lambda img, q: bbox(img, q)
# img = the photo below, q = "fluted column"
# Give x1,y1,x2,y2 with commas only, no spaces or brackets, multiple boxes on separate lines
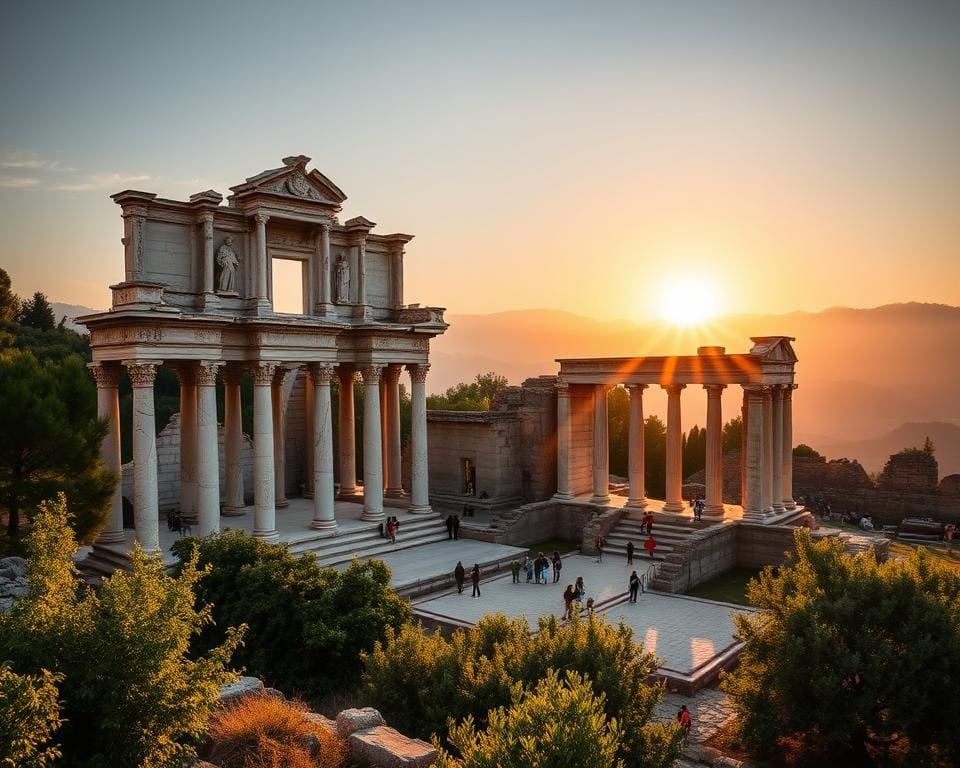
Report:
337,366,357,495
316,221,334,316
254,212,270,303
625,384,647,512
201,212,215,298
379,375,389,487
222,366,245,515
175,365,198,520
704,384,726,518
783,384,797,509
384,366,404,497
252,363,278,542
554,382,573,499
272,367,289,508
310,363,337,532
303,369,315,498
408,364,432,514
590,384,610,504
90,363,124,544
762,387,774,514
772,386,785,512
662,384,686,513
743,385,765,517
196,361,222,535
360,364,385,520
126,360,161,553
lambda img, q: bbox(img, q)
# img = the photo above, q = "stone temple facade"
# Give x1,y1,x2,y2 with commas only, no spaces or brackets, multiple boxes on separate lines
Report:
79,155,447,553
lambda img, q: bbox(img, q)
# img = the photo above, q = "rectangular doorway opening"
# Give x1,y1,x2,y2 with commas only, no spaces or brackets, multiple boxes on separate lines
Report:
461,458,476,496
272,257,306,314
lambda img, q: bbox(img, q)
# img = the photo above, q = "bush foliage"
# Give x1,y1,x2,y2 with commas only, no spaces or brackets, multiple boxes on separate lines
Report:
362,612,682,768
0,494,242,768
0,664,62,768
723,529,960,766
172,531,413,697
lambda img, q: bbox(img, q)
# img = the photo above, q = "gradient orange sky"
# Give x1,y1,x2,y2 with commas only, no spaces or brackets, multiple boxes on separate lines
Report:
1,1,958,321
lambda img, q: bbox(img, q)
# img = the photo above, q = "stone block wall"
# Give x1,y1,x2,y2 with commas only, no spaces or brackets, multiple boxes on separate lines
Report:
463,500,604,548
493,376,558,502
736,524,803,569
877,449,939,494
651,523,739,594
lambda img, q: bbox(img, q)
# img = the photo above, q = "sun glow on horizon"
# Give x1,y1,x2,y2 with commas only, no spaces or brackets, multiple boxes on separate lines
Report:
657,274,722,327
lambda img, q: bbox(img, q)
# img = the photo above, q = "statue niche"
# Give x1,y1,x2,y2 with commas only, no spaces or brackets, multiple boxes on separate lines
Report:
216,236,240,295
335,255,351,304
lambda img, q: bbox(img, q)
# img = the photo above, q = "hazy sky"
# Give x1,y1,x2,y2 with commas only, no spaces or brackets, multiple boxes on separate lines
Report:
1,0,958,321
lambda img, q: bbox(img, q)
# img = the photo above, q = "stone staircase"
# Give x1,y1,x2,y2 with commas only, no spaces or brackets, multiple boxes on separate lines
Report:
288,514,448,568
603,514,706,565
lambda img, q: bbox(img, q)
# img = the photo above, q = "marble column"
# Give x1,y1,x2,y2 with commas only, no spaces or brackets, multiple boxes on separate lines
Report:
272,367,289,508
704,384,726,517
316,222,334,316
662,384,686,513
625,384,647,511
355,238,368,318
255,212,269,303
772,386,785,512
762,386,774,514
554,382,573,499
125,360,161,553
360,364,385,521
196,361,222,535
391,243,404,310
591,384,610,504
310,363,337,532
201,212,215,299
743,385,765,517
783,384,797,509
176,365,198,520
379,375,389,488
90,363,124,544
384,365,404,497
337,366,357,495
252,363,278,542
222,366,245,515
303,369,315,498
408,364,432,514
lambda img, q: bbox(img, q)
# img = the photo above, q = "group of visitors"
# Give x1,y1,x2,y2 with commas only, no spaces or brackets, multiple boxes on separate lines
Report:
166,508,191,538
453,560,482,597
444,514,462,540
511,551,564,584
561,575,590,619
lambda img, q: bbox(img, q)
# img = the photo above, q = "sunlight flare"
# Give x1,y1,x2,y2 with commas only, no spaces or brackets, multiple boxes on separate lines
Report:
657,274,722,326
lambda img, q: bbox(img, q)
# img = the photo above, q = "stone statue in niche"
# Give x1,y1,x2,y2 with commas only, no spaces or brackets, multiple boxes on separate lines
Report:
216,237,240,294
335,255,351,304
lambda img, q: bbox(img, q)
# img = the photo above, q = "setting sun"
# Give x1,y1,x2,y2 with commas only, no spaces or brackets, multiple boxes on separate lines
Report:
657,275,721,326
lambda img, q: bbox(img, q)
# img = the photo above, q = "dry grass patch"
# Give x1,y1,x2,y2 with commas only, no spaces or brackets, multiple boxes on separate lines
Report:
208,694,346,768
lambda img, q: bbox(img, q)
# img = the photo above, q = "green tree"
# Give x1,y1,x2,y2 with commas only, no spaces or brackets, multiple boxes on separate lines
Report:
171,531,412,696
434,670,624,768
0,494,242,768
0,664,63,767
427,372,508,411
0,267,20,322
792,443,822,459
723,529,960,766
721,415,742,453
18,291,56,331
0,350,114,540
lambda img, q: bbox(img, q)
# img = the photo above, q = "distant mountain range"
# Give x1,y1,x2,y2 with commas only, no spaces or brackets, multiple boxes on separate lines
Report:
53,300,960,476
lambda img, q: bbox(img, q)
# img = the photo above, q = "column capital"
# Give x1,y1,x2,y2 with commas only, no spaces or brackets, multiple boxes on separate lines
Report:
309,362,336,384
198,211,215,226
254,212,270,226
251,362,278,386
382,364,402,385
406,363,430,384
88,362,120,389
195,361,223,387
703,383,727,394
320,220,332,234
743,383,770,395
782,382,798,397
661,383,686,395
123,360,161,388
625,383,648,393
360,363,386,383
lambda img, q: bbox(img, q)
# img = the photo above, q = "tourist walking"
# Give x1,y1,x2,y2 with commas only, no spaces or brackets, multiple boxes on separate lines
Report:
573,576,585,601
677,705,692,743
445,514,455,540
629,570,640,603
596,535,604,563
511,559,521,583
471,563,481,597
626,540,634,565
386,518,397,544
643,512,654,536
645,535,657,559
454,561,465,594
452,514,461,540
693,497,704,522
543,559,551,584
562,584,575,620
552,551,563,583
525,556,534,583
945,522,956,552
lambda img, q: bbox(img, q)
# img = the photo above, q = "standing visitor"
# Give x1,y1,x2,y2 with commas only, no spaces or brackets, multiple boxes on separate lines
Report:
645,535,657,559
471,563,481,598
573,576,585,600
626,540,634,565
644,511,654,536
945,522,955,552
596,535,604,563
525,556,534,583
445,514,455,540
511,559,521,583
677,705,692,743
552,551,563,583
452,514,461,540
386,517,397,544
562,584,575,620
629,570,640,603
454,561,465,594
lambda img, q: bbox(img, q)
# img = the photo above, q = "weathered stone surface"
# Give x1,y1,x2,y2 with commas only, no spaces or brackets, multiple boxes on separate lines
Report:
348,725,437,768
264,686,285,699
218,676,264,705
0,556,28,580
0,557,30,613
303,711,338,738
336,707,385,739
878,449,938,494
940,474,960,495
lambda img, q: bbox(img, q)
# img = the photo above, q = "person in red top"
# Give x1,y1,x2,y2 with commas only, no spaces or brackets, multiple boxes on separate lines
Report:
677,705,692,742
945,523,955,552
643,512,654,536
644,535,657,559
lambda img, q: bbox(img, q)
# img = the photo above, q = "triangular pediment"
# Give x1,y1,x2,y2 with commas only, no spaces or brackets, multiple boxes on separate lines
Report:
229,155,347,206
749,336,798,363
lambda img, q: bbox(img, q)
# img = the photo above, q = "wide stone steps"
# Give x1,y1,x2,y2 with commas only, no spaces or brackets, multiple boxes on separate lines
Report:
604,519,700,561
288,516,450,567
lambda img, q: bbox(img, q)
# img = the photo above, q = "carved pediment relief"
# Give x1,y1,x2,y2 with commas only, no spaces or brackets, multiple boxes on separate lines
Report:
749,336,798,363
229,155,347,208
262,172,332,203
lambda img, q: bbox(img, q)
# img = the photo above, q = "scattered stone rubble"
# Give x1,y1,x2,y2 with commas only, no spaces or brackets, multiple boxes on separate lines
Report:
0,556,29,613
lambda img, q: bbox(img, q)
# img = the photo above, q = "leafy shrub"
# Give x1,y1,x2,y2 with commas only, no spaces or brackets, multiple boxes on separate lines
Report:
0,664,62,767
362,612,682,768
723,529,960,765
208,694,345,768
172,530,412,697
0,494,242,768
434,670,623,768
